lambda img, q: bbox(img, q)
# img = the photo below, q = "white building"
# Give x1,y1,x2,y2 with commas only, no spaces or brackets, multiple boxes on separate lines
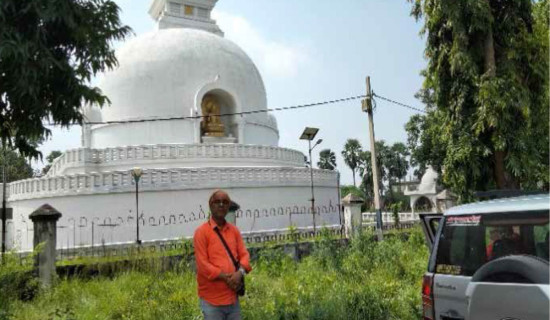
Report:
403,166,456,213
2,0,340,251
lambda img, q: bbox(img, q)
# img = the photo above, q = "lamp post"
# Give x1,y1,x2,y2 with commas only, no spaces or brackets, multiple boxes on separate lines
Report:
300,127,322,233
131,168,143,245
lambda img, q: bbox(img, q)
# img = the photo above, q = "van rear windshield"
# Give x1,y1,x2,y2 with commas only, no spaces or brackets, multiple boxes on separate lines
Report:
435,211,549,276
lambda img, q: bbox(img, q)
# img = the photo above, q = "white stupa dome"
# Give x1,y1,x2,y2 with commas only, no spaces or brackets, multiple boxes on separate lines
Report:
86,1,278,148
98,29,267,123
418,166,438,194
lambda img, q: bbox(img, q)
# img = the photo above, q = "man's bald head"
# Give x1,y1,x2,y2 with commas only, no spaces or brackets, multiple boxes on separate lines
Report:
209,189,230,205
209,189,231,222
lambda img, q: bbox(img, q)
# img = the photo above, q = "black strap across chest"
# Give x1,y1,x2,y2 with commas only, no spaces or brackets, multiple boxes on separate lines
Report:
213,226,240,271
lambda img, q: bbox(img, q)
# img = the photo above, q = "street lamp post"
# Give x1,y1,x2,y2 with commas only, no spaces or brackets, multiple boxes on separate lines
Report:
300,127,322,233
131,168,143,245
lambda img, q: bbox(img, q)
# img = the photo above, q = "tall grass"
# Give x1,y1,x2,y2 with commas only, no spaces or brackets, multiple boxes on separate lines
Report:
5,228,428,320
0,252,40,320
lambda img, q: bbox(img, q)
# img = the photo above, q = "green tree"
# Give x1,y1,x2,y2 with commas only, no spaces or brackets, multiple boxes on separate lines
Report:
359,141,411,208
340,185,368,211
358,142,388,206
317,149,337,170
0,0,131,158
405,114,445,180
46,151,63,164
407,0,549,200
0,148,33,183
341,139,362,186
340,185,365,200
387,142,410,184
41,150,63,175
383,142,410,203
358,152,375,209
390,202,401,226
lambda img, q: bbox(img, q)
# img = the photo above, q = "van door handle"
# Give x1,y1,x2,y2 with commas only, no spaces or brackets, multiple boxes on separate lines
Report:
440,316,464,320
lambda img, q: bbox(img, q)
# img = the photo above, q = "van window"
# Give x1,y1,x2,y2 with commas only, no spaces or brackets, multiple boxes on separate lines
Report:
435,211,549,276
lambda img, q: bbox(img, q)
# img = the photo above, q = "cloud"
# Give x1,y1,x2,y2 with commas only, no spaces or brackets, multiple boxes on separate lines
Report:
212,11,310,78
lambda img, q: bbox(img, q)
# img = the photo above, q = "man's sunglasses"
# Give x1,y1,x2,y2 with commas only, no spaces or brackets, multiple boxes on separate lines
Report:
212,199,230,206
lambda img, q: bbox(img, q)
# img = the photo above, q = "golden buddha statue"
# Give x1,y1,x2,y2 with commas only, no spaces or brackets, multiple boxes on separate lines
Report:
201,94,225,137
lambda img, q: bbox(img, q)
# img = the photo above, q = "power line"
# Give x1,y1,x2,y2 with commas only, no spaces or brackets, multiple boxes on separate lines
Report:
42,92,424,127
45,94,368,126
372,92,426,113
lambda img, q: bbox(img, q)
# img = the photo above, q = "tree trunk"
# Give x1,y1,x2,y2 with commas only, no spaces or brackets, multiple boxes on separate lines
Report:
352,168,356,187
484,20,510,189
494,150,507,189
484,28,496,77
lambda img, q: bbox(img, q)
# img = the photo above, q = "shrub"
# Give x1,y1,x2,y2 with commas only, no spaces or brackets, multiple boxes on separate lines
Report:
0,252,40,320
7,227,429,320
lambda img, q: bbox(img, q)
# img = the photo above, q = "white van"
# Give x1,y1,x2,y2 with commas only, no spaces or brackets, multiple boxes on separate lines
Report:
420,194,549,320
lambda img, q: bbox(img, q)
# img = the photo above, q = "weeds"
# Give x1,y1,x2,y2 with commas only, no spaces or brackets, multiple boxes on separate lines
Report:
4,227,428,320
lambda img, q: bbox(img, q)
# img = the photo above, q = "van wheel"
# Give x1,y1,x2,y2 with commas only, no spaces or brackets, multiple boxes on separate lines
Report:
471,255,549,284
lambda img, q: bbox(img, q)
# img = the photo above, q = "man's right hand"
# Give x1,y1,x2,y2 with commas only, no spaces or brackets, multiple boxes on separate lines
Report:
226,271,242,291
217,272,230,282
217,272,242,291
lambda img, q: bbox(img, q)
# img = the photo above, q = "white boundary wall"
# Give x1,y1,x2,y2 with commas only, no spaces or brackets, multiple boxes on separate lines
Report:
7,167,340,251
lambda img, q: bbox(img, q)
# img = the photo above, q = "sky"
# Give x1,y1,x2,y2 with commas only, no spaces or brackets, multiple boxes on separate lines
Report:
36,0,427,186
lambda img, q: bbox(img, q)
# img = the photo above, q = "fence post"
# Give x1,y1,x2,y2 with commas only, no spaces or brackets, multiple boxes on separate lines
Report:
29,204,62,288
342,194,364,238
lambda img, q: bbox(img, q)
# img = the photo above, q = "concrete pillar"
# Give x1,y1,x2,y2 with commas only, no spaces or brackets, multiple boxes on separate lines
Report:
342,194,364,238
29,204,62,288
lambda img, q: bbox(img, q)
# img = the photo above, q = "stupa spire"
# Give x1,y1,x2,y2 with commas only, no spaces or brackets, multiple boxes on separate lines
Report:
148,0,223,36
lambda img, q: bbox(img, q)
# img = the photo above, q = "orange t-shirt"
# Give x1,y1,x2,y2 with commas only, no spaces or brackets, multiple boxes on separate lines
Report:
193,218,252,306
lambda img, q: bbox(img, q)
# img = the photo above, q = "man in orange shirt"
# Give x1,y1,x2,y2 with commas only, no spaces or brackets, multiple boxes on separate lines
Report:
194,190,251,320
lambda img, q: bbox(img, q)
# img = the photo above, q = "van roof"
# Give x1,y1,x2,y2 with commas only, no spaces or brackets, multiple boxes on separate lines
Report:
445,194,550,216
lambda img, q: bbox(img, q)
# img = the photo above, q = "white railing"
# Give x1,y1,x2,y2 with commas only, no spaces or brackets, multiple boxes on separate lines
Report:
46,144,305,177
362,212,419,223
8,167,337,201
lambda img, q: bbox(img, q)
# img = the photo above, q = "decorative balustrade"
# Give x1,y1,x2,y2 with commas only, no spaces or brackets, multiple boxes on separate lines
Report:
8,167,337,201
45,144,306,177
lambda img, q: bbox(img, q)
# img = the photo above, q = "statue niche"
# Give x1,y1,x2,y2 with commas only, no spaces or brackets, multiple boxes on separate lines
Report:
201,94,225,137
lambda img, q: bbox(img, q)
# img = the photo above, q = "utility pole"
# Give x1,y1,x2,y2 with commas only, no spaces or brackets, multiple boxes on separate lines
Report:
362,76,384,241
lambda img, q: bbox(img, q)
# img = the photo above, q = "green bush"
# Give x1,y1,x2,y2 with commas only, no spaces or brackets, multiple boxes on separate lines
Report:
0,252,39,320
6,227,428,320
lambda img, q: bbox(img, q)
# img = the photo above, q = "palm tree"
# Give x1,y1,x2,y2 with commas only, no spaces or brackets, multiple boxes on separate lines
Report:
341,139,362,186
387,142,409,184
317,149,336,170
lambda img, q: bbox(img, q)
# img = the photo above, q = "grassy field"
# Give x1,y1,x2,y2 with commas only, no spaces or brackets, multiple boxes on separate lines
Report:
1,228,429,320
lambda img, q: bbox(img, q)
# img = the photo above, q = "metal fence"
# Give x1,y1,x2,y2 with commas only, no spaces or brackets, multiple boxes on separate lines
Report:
51,220,419,263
